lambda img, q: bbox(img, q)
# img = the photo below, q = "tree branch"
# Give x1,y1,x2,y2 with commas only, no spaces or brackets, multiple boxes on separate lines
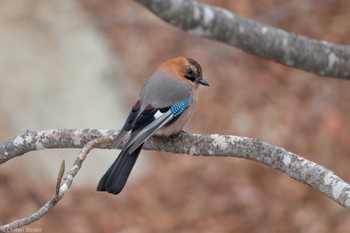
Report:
1,129,350,212
0,136,111,232
136,0,350,79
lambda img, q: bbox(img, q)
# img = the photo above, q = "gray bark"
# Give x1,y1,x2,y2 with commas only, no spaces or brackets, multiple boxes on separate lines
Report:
1,129,350,210
137,0,350,79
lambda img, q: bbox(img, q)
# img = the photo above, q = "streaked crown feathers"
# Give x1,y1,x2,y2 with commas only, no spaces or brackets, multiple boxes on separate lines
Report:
159,57,208,87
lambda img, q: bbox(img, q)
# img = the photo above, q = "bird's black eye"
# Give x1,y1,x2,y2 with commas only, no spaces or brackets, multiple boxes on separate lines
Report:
185,68,196,82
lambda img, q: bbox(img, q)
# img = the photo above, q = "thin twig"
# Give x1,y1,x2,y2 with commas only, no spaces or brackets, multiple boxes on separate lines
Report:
0,137,111,232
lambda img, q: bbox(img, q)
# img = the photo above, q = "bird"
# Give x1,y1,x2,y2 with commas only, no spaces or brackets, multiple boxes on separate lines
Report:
97,57,209,195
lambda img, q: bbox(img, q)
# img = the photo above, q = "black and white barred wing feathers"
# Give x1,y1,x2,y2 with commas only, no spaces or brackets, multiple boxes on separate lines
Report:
126,95,191,153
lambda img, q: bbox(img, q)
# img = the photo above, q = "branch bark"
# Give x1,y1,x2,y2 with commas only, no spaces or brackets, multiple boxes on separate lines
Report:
1,129,350,213
136,0,350,79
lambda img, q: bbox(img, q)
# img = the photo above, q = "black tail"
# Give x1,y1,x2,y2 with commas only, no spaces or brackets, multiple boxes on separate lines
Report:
97,144,143,195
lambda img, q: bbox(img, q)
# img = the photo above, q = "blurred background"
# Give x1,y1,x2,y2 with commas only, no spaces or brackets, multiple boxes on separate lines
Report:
1,0,350,232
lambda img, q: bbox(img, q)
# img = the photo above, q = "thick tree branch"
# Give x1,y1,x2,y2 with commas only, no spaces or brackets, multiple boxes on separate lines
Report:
137,0,350,79
1,129,350,211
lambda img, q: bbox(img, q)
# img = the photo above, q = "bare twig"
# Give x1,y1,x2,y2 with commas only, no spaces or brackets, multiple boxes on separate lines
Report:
136,0,350,79
0,136,111,232
0,129,350,211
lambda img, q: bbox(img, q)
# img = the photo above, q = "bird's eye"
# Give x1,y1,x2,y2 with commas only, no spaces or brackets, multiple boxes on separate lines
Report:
185,68,196,82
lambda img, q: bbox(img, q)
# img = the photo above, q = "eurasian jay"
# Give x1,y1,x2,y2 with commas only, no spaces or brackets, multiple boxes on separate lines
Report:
97,57,209,195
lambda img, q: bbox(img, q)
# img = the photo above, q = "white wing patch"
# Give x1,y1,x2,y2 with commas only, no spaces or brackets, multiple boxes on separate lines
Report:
154,110,164,119
126,109,174,153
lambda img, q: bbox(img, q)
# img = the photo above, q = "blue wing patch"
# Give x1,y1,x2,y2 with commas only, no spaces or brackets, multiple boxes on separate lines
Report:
126,96,191,152
171,96,191,118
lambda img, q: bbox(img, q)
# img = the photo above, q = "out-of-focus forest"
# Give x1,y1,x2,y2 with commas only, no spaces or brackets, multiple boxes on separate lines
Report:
1,0,350,232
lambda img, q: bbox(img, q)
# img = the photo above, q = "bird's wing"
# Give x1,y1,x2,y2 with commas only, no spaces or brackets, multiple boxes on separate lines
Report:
112,100,142,149
126,95,191,153
114,71,192,150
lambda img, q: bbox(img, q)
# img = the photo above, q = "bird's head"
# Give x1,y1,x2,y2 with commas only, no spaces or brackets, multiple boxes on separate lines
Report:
160,57,209,88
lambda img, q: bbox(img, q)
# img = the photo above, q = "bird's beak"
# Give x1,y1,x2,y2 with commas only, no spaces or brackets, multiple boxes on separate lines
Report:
195,77,209,86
